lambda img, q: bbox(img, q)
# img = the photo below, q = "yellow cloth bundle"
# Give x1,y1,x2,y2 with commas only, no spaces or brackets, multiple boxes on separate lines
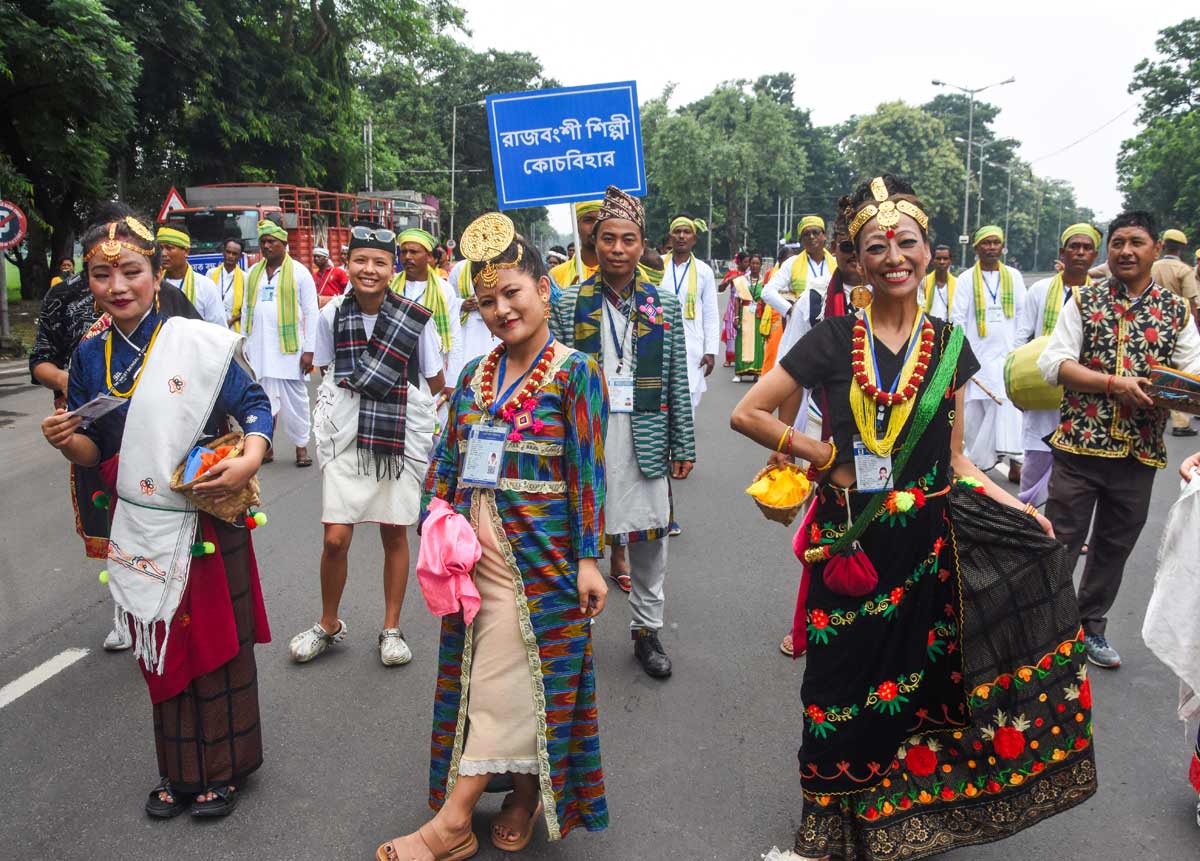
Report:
746,465,811,508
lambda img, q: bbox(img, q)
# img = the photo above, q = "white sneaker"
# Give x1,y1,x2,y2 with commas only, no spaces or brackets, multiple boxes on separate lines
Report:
379,628,412,666
289,620,347,663
103,625,132,651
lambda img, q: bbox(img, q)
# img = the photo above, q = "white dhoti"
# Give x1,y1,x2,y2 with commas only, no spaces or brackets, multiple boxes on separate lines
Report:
312,372,435,525
964,398,1023,471
260,377,311,447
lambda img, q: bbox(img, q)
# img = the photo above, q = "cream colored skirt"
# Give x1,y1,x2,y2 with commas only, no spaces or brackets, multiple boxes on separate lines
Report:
458,495,540,775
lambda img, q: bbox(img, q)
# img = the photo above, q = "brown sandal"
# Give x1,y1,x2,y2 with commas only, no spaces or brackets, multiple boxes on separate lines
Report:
491,796,542,852
376,823,478,861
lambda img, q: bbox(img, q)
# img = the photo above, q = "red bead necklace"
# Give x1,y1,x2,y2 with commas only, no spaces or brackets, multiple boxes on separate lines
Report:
850,315,935,405
478,338,556,441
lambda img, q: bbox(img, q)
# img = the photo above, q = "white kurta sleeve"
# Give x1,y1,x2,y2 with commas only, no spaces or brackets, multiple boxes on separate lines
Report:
699,262,720,356
313,300,338,368
197,278,227,328
419,320,444,384
949,277,972,329
1037,298,1084,385
1171,318,1200,375
295,264,320,353
763,257,797,317
1015,281,1043,348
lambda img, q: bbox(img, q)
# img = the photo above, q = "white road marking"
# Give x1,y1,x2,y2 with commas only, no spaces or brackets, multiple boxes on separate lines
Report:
0,648,90,709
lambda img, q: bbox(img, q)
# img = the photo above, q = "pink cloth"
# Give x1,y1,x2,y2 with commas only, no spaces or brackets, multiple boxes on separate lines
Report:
417,498,483,625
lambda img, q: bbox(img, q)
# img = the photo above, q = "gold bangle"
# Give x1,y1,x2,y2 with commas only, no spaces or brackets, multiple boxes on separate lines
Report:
1023,503,1038,517
814,440,837,472
777,426,792,453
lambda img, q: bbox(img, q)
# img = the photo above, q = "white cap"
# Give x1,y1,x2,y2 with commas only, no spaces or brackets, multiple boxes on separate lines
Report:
313,246,330,258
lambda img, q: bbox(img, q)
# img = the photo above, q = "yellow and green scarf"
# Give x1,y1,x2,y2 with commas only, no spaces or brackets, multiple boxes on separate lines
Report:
455,263,473,325
971,263,1014,337
922,271,957,314
245,255,300,354
211,265,245,332
668,254,700,320
390,267,451,354
163,265,199,305
1041,274,1091,337
788,250,838,296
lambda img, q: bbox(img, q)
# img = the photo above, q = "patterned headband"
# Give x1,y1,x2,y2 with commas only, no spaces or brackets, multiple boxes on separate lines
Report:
848,177,929,241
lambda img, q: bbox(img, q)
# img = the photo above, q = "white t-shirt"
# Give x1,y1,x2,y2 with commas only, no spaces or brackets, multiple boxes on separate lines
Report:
314,296,443,396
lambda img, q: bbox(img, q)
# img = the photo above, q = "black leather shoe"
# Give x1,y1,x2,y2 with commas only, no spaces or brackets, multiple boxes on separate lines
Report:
632,629,672,678
1172,426,1198,437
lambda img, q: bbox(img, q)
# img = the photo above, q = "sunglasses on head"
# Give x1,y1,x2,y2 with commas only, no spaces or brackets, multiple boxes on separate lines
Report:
350,226,397,243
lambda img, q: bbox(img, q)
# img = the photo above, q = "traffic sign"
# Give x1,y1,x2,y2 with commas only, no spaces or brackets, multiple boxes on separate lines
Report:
0,200,28,250
157,186,188,223
486,80,646,210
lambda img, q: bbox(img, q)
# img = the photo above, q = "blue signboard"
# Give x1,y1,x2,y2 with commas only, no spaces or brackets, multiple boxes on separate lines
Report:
486,81,646,210
187,252,227,277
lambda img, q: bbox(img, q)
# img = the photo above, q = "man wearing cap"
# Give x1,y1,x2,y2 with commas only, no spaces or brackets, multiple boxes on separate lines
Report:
1038,210,1200,669
156,224,228,327
313,245,349,308
1014,224,1099,507
763,216,838,360
551,200,602,290
210,237,247,330
1150,229,1200,436
242,218,320,467
664,214,719,410
951,225,1027,483
388,228,459,397
550,186,696,680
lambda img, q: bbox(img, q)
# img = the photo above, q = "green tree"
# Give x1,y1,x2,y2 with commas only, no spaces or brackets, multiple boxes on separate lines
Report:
0,0,141,297
841,101,965,246
1119,17,1200,244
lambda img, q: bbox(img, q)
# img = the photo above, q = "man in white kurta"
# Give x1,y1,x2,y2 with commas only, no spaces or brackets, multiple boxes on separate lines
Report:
390,229,461,403
444,256,499,386
950,225,1026,481
762,216,837,357
155,226,228,328
210,237,246,331
242,219,319,465
663,215,719,411
1013,224,1100,507
921,244,958,320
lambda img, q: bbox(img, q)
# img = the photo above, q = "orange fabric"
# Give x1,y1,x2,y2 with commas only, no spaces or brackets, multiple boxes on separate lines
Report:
194,445,236,480
761,313,784,373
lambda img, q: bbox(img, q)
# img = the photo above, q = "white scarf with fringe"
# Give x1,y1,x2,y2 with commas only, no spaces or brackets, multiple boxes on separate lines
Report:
106,317,240,674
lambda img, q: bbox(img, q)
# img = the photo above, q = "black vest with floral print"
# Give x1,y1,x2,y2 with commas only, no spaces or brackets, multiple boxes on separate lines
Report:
1049,278,1190,468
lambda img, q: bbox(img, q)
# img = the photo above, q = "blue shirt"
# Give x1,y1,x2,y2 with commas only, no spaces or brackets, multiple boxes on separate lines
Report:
67,310,273,462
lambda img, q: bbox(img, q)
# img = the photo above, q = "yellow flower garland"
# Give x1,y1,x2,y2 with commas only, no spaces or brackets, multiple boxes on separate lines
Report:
850,307,927,457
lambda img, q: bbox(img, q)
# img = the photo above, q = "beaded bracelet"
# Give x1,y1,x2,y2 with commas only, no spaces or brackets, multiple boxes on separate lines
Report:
814,440,837,472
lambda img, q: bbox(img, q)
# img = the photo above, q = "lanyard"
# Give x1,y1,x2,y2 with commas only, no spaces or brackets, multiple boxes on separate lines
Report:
604,300,634,371
492,334,554,418
671,257,692,298
982,269,1001,305
808,256,826,279
864,311,926,431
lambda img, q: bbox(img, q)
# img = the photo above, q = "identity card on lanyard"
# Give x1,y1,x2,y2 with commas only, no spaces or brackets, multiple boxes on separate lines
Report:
462,422,508,488
605,300,635,413
853,436,893,493
984,272,1004,324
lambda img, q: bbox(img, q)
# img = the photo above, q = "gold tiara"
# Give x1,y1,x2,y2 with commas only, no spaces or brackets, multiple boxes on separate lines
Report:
461,212,522,289
84,221,157,265
848,177,929,241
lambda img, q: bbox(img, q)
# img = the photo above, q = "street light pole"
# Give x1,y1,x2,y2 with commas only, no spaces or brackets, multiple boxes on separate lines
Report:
449,100,485,244
933,76,1016,267
1002,166,1014,262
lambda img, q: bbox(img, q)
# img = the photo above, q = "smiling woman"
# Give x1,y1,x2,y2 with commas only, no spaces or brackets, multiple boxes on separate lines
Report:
39,201,274,821
731,174,1095,861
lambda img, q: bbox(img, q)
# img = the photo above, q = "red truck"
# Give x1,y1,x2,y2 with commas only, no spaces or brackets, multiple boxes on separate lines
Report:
163,184,440,275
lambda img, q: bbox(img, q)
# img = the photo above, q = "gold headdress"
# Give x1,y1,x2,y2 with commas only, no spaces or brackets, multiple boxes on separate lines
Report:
461,212,522,289
84,218,157,265
848,177,929,241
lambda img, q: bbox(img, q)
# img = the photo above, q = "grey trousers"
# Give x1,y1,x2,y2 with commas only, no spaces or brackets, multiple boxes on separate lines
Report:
1044,450,1156,636
627,537,668,631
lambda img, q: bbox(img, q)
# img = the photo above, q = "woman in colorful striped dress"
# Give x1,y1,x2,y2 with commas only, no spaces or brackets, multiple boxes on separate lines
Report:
376,213,609,861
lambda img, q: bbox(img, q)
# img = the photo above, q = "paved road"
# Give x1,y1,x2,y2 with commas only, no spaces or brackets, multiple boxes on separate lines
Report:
2,363,1197,860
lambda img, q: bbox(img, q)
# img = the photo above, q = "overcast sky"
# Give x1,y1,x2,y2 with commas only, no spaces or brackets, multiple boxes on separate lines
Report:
458,0,1194,235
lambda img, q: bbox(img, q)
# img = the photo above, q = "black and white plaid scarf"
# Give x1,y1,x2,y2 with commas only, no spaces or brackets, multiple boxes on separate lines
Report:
334,291,431,480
